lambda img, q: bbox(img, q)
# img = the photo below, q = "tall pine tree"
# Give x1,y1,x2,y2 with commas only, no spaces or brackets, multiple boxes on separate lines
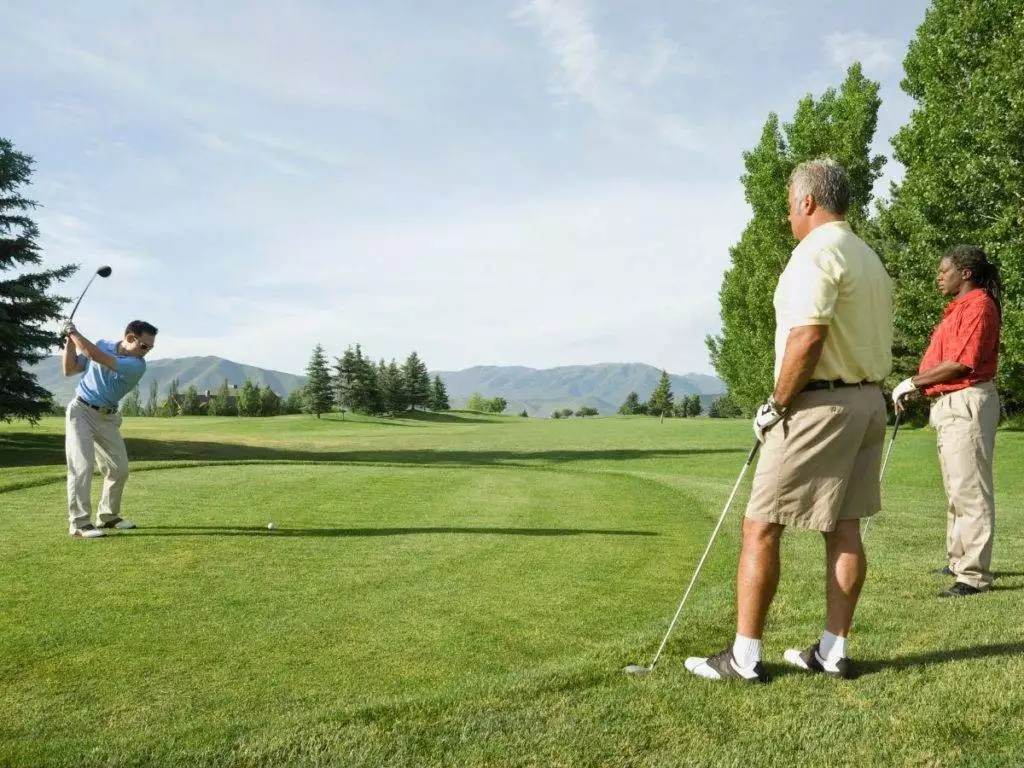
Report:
878,0,1024,409
402,351,430,411
648,370,674,421
429,374,450,411
0,139,77,422
303,344,334,418
707,65,884,414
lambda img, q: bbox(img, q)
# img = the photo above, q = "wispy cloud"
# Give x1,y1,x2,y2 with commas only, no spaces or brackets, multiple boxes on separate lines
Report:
515,0,704,149
824,31,898,73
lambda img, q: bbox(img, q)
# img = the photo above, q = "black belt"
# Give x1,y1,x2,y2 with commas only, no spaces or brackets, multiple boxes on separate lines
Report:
77,396,116,414
802,380,878,392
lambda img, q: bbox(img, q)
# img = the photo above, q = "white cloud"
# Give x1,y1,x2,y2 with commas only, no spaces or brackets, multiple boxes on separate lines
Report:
515,0,703,149
824,31,898,74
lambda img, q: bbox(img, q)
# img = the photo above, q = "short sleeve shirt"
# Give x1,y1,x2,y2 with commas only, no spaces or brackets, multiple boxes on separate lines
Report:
918,288,1000,396
75,340,147,409
774,221,893,384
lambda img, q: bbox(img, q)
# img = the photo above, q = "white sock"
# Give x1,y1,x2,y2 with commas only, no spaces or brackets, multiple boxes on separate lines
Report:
732,634,762,668
819,631,847,663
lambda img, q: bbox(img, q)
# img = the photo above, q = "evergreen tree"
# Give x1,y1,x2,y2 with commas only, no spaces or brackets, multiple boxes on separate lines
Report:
648,370,675,421
333,345,358,412
378,359,406,416
303,343,334,418
144,379,159,416
687,394,703,418
121,387,142,416
878,0,1024,408
707,65,884,414
402,351,430,411
164,377,181,416
283,388,304,415
618,391,641,415
260,386,281,417
0,139,77,423
429,374,450,411
237,378,262,416
208,379,236,416
181,384,201,416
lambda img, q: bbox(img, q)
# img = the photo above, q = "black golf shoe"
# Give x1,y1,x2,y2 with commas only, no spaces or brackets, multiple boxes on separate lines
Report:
684,647,769,683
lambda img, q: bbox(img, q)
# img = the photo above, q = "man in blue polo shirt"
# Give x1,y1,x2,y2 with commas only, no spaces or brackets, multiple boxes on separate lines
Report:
61,319,158,538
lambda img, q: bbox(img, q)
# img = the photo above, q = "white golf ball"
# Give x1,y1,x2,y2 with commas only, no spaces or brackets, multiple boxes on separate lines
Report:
267,522,276,530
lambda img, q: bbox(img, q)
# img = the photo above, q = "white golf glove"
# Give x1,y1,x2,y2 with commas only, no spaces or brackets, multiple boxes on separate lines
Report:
59,318,76,336
892,377,917,412
753,396,788,443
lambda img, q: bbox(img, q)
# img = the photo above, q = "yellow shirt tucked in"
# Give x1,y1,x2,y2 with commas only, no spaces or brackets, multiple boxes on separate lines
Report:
773,220,893,384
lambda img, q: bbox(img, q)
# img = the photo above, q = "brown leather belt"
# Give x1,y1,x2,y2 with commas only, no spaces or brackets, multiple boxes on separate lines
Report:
802,380,878,393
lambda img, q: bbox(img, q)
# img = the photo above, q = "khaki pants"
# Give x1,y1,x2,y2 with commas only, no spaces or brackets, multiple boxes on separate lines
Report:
66,399,130,528
929,381,999,589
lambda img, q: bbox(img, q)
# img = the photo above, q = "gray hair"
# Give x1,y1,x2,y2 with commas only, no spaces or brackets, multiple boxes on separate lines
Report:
789,158,851,216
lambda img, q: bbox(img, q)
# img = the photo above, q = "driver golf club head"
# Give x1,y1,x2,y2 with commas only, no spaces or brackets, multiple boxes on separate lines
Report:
97,265,112,277
623,664,651,676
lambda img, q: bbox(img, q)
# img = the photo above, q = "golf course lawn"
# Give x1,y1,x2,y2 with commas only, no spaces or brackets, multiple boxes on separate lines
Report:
1,413,1022,767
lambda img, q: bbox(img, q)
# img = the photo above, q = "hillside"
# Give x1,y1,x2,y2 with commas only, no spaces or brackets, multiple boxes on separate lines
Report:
26,356,306,405
26,357,724,416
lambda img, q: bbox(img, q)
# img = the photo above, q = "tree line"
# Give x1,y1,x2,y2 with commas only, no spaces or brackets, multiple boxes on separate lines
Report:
617,370,707,419
302,343,450,418
119,377,303,417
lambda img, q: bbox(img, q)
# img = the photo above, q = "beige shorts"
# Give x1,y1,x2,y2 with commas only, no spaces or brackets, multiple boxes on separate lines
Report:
745,384,887,532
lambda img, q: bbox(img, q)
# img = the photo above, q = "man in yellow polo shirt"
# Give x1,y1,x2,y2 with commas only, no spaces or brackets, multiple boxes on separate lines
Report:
685,158,893,683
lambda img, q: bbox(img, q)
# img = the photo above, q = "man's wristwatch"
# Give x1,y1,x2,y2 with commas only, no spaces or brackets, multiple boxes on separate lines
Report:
767,395,789,416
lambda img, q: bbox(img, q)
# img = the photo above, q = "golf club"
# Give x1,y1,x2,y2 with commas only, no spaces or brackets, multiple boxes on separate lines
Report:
861,412,902,541
624,439,761,676
67,265,113,323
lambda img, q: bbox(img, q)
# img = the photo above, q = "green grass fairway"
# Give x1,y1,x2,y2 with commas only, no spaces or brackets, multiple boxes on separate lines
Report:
1,413,1023,767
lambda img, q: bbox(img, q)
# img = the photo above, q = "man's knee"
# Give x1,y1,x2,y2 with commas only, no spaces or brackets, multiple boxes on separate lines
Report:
742,518,785,548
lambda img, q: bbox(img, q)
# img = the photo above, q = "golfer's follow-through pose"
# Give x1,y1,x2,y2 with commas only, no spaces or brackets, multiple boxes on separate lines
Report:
892,245,1002,598
61,319,158,538
685,158,893,683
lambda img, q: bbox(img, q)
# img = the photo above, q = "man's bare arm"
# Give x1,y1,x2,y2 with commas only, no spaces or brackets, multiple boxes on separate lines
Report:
68,330,119,372
912,361,970,389
61,335,86,376
772,324,829,408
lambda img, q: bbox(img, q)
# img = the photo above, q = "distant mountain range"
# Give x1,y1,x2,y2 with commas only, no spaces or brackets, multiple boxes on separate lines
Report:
437,364,724,416
26,356,307,406
26,357,725,416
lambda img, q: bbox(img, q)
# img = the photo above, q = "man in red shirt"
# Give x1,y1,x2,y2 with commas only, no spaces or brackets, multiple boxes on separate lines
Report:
893,245,1002,597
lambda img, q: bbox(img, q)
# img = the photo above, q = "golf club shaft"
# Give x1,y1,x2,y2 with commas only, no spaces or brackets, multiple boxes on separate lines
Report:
862,413,901,540
645,439,761,671
67,274,99,323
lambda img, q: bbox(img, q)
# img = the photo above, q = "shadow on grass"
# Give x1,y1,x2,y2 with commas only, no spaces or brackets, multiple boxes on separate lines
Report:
133,524,658,538
321,411,501,426
0,432,746,470
855,641,1024,676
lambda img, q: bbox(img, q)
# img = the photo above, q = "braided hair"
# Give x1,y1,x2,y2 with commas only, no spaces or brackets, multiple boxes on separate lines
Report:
943,244,1002,321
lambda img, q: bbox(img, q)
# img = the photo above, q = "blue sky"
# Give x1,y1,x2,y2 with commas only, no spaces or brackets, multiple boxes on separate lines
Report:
3,0,931,376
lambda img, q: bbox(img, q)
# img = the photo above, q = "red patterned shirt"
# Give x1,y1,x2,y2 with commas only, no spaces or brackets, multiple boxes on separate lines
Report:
919,288,1000,396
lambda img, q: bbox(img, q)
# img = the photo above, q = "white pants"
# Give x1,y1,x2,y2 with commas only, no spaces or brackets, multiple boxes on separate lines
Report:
65,399,130,528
